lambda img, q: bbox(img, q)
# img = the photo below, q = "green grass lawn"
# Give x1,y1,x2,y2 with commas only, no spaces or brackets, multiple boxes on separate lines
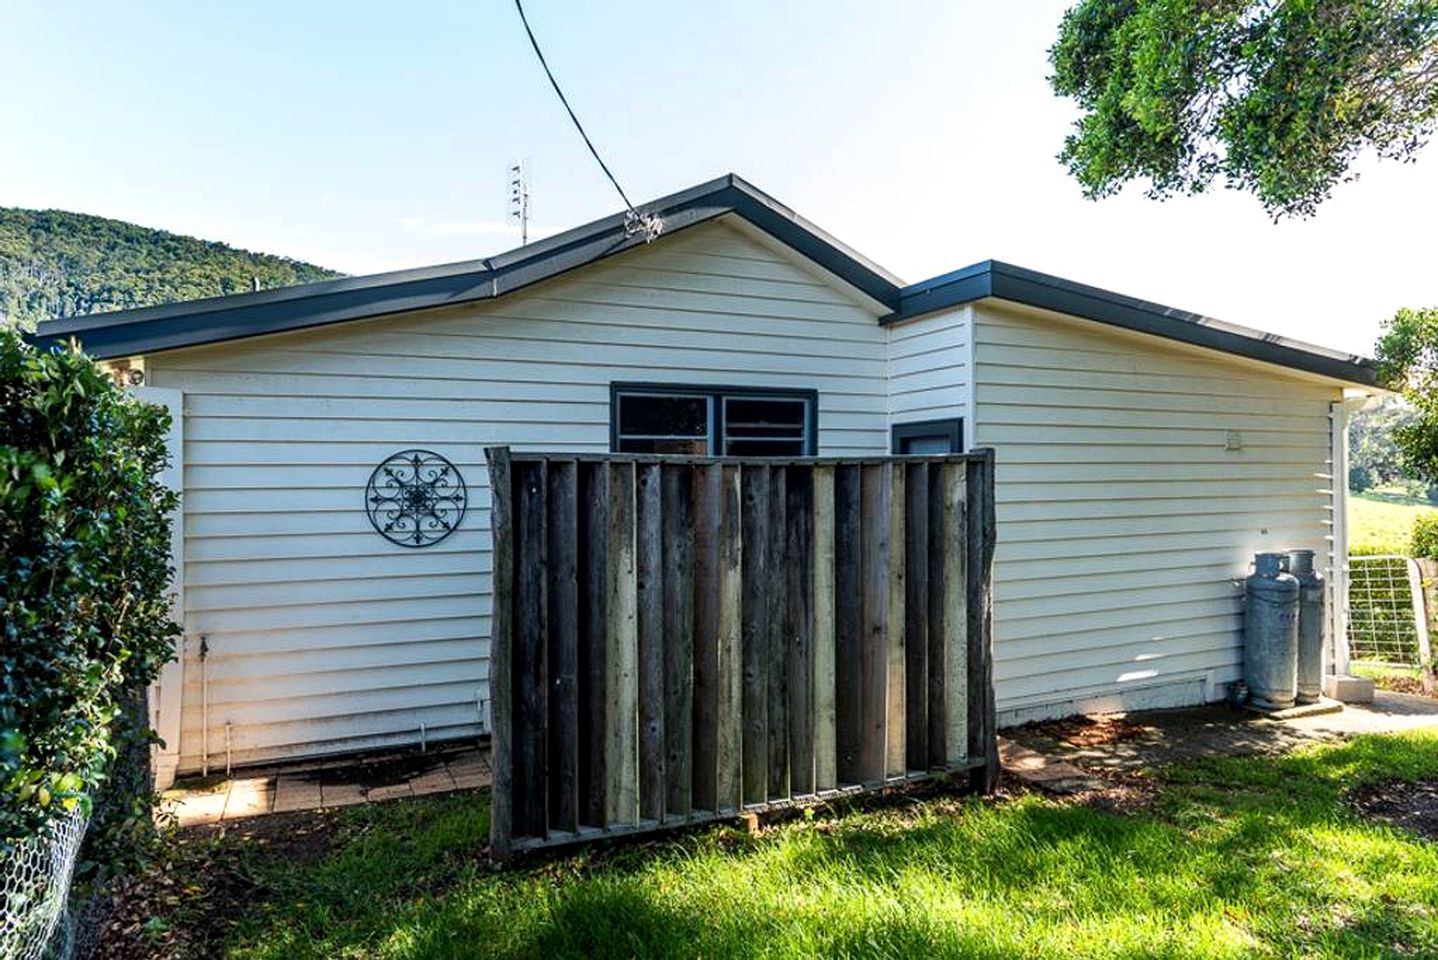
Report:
1349,491,1438,555
128,732,1438,959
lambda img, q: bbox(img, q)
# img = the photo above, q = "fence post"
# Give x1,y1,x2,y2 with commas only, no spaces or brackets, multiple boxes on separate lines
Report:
484,446,514,859
966,449,999,793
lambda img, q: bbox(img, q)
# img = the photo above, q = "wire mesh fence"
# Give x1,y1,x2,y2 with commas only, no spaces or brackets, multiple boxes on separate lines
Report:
0,804,89,960
1348,555,1428,667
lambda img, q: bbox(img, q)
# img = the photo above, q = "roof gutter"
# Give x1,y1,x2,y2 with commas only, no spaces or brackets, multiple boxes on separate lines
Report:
883,260,1380,389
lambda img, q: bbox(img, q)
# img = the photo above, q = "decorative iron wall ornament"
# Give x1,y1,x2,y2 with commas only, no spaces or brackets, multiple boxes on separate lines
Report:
365,449,468,547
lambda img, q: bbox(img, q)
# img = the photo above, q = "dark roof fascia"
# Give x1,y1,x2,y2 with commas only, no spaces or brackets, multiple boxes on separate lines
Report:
31,175,903,360
884,260,1379,388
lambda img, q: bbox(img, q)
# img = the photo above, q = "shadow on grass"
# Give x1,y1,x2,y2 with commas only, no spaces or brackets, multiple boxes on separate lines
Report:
217,734,1438,960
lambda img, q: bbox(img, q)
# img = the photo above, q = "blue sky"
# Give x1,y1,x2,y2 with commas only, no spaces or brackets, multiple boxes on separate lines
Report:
5,0,1436,356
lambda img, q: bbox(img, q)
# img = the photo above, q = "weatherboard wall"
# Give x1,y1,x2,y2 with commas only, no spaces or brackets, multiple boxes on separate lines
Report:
970,301,1342,723
144,218,895,773
885,304,972,442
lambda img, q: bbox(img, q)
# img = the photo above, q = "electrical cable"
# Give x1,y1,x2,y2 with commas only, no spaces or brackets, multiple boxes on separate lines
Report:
513,0,661,239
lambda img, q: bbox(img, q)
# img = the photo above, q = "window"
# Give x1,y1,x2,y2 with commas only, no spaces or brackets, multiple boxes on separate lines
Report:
891,417,965,455
612,384,816,456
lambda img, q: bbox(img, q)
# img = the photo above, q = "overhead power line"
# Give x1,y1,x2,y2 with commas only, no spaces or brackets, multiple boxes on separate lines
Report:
512,0,662,241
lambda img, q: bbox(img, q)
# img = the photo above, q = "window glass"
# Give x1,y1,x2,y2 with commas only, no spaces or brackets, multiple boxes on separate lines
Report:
612,387,814,456
722,396,807,456
891,418,964,455
899,434,952,455
615,393,709,454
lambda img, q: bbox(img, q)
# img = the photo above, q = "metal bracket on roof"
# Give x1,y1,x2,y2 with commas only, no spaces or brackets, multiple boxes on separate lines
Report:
624,210,664,243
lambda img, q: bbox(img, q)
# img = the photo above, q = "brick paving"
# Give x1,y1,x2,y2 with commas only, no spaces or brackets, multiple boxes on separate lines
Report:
162,744,492,827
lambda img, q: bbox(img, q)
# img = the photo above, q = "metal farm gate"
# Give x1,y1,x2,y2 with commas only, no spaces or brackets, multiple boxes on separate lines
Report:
485,448,998,858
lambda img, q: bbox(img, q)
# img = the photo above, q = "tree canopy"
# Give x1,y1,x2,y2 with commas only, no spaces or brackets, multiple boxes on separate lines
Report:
0,208,341,330
1348,396,1421,493
1376,306,1438,485
1049,0,1438,217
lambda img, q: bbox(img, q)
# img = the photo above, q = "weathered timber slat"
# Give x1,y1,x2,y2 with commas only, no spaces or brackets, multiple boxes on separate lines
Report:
691,464,722,813
904,462,930,772
786,470,815,796
833,463,863,785
547,460,580,834
636,463,665,822
662,464,696,818
858,463,887,784
577,461,609,827
811,465,838,792
766,466,790,799
716,465,744,812
483,448,514,858
606,462,640,825
740,464,770,806
514,460,548,839
946,463,969,767
486,448,997,859
885,463,907,780
966,452,999,792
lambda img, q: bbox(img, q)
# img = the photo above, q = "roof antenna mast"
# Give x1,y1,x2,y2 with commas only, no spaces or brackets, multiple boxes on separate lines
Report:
508,160,530,246
512,0,662,241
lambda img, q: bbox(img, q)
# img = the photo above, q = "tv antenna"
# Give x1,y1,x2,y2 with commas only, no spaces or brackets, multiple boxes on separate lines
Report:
508,161,531,245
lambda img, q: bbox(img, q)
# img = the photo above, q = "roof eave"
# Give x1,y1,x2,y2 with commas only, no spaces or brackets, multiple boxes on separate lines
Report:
883,260,1380,389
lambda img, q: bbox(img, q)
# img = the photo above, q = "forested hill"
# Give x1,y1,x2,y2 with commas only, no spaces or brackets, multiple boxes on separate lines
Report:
0,207,342,329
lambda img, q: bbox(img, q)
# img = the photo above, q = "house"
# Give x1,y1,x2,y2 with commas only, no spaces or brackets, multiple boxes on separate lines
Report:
33,175,1381,789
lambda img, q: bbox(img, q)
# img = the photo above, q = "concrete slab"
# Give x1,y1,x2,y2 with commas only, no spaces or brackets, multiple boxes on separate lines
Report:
411,767,458,796
164,788,229,828
222,778,274,821
272,775,324,814
163,743,493,826
1243,697,1344,720
1325,674,1376,703
366,782,414,803
320,781,368,808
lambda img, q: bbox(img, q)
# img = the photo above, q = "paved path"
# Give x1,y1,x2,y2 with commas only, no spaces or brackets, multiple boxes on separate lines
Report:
162,745,491,827
1002,691,1438,789
164,693,1438,826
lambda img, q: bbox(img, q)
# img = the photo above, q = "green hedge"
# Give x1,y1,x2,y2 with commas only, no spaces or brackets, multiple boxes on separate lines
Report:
1411,514,1438,559
1,328,178,864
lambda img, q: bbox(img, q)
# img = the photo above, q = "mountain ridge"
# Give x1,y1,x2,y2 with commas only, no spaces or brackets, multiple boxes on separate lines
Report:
0,206,342,330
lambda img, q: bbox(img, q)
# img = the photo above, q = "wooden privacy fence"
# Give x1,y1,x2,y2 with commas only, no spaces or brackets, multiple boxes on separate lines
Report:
485,448,997,858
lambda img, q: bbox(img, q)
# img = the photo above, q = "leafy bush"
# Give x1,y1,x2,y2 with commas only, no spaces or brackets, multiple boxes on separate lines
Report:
1412,513,1438,559
0,328,178,863
1349,463,1374,493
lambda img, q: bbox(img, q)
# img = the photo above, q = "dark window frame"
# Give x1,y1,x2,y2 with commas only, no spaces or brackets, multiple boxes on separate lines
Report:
890,417,965,455
610,382,819,456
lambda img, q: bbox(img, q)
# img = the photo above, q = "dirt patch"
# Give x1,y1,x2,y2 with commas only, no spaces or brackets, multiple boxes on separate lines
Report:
1066,768,1161,816
1368,673,1438,699
1032,714,1150,748
85,810,345,959
316,751,450,789
1350,778,1438,841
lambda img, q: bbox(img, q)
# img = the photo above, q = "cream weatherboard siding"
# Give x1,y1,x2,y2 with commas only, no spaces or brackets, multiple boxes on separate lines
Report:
146,218,892,773
971,302,1343,723
885,305,973,444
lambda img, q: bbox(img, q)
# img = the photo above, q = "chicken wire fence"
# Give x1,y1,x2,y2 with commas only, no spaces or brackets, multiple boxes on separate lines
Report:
0,804,89,960
1347,555,1431,668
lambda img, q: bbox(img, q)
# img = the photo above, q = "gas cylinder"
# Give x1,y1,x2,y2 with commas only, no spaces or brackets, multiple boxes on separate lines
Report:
1243,552,1300,710
1287,549,1326,704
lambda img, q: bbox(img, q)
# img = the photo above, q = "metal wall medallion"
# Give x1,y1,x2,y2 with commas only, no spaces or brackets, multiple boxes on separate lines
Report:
365,449,468,547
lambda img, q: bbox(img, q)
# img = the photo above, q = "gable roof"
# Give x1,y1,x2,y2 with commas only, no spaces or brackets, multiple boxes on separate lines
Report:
31,175,902,361
30,174,1379,387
